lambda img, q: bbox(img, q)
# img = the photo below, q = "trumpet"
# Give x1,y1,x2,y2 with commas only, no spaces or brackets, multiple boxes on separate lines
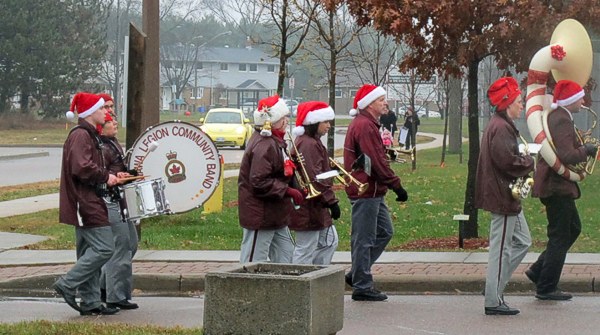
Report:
286,131,321,199
509,135,534,200
328,158,369,195
571,106,599,175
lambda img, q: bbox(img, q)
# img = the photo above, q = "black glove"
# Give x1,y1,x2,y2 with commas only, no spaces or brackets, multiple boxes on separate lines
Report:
393,186,408,202
584,143,598,157
127,169,139,176
328,202,341,220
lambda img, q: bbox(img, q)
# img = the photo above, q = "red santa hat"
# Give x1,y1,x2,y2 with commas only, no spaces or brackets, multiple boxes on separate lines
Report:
97,93,113,103
65,92,105,121
253,94,290,136
292,101,335,136
487,77,521,112
349,84,386,116
96,110,114,134
551,80,584,110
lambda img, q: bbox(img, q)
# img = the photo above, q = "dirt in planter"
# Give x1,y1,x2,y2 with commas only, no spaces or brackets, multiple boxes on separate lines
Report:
237,264,320,276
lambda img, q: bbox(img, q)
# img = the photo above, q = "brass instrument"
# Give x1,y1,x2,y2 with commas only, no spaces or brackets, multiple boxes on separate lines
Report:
328,157,369,195
525,19,593,182
387,147,415,164
571,106,599,174
286,132,321,199
509,135,534,200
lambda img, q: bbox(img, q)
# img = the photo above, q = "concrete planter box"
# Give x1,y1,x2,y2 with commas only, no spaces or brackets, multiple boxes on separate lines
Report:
203,262,344,335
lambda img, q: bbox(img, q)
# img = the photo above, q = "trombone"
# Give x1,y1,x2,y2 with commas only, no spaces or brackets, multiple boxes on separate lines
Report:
328,158,369,195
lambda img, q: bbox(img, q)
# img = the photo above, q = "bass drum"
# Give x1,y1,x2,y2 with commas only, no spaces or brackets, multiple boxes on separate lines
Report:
128,121,222,214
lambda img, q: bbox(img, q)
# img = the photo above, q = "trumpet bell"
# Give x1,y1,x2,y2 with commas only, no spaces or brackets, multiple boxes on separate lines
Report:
550,19,593,86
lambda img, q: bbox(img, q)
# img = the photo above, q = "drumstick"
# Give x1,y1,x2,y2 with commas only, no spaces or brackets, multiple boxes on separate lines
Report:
118,175,149,182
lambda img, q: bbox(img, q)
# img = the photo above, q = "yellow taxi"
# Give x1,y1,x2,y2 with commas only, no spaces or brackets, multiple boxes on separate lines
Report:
199,108,253,149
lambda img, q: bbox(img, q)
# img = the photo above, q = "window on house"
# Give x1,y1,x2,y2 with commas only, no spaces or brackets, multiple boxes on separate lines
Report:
249,64,258,72
239,64,247,71
192,87,204,99
267,65,275,72
335,90,342,98
220,63,228,71
350,90,358,97
197,62,203,70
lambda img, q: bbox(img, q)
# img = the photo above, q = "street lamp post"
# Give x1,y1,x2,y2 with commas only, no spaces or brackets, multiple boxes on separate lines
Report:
190,31,232,109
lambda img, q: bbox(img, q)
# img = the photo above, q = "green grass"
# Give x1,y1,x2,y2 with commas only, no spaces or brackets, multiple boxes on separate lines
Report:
0,320,201,334
2,145,600,252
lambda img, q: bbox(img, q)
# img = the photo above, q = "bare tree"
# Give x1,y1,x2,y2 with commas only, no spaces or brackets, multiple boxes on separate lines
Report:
301,1,361,156
346,29,396,86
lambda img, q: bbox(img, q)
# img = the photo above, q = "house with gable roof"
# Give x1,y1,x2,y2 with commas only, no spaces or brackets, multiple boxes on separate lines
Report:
160,45,280,114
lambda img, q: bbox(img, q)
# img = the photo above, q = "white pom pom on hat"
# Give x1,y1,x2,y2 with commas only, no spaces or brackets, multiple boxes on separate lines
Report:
66,111,75,121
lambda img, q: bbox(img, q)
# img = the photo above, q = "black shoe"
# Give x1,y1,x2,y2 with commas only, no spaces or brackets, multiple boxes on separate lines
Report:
80,305,119,316
352,288,388,302
535,290,572,301
107,300,139,310
100,288,107,303
525,269,538,284
53,282,80,312
485,303,520,315
344,273,352,287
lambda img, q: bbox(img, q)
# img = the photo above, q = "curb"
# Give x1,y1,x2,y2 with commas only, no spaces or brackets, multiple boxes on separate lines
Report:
1,273,598,298
0,151,49,161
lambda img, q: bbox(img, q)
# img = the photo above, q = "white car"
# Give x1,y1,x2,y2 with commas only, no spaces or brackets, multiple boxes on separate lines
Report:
284,99,299,116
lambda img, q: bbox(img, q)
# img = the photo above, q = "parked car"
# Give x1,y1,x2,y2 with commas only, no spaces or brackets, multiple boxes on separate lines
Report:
199,108,253,150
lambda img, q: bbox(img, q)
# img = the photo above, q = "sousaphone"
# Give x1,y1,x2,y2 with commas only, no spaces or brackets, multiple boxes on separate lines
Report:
525,19,593,181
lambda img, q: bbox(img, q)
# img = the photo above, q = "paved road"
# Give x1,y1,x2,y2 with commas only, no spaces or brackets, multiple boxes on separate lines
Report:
0,295,598,334
0,131,351,187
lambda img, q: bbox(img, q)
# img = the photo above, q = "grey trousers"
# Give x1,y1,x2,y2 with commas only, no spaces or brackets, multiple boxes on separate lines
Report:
349,197,394,291
484,210,531,308
240,227,294,263
292,225,339,265
101,201,138,303
56,225,114,311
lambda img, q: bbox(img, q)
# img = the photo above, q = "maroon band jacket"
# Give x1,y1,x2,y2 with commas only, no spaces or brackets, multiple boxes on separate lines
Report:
289,133,337,231
238,131,294,230
343,110,401,199
533,107,587,199
59,120,109,227
475,112,534,215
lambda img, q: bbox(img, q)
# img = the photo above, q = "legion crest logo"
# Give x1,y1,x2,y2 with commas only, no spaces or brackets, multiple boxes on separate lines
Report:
165,150,186,183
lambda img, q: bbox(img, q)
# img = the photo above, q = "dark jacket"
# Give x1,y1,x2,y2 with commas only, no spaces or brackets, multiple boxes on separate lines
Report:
238,131,294,230
100,136,126,175
404,114,420,131
59,120,110,227
475,113,534,215
289,133,337,231
380,112,398,132
343,110,402,199
533,107,587,199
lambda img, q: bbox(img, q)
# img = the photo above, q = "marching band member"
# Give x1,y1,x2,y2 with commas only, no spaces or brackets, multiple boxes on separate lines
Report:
96,94,139,311
238,95,300,263
56,92,118,315
475,77,534,315
289,101,340,265
344,84,408,301
527,80,597,301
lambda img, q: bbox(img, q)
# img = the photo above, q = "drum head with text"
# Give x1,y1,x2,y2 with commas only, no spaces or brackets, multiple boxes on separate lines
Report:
128,121,221,213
